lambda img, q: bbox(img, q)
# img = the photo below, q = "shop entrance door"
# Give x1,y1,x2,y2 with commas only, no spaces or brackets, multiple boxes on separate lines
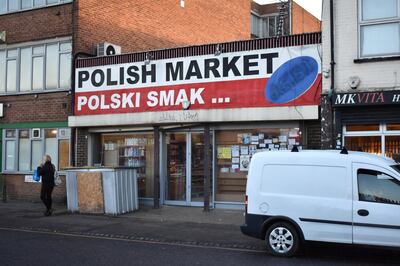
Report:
163,132,212,206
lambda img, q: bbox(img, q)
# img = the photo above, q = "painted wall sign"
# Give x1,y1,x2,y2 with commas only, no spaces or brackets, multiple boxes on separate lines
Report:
333,90,400,106
75,44,321,116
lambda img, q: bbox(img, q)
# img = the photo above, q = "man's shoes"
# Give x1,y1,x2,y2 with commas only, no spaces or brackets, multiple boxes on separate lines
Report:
48,208,53,216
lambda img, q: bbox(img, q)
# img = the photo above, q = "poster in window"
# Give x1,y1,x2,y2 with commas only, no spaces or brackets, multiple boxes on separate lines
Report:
249,145,257,155
238,134,251,144
240,146,249,155
231,145,240,157
217,146,232,159
240,155,251,171
232,157,240,164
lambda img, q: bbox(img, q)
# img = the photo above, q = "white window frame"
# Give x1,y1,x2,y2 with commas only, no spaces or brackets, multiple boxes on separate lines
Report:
251,12,279,38
1,128,71,173
0,37,72,95
358,0,400,58
343,123,400,155
0,0,72,15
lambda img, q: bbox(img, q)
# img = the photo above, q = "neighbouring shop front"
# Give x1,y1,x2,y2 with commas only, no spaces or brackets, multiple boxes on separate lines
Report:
334,90,400,160
70,34,322,209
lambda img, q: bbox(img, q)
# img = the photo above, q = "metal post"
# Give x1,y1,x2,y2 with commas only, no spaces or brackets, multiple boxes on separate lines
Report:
203,124,211,211
153,126,160,209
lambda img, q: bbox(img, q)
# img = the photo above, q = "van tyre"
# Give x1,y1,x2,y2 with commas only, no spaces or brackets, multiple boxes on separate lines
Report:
265,222,300,257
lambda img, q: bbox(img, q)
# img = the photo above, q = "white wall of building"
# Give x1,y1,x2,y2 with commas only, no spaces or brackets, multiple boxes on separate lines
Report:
322,0,400,93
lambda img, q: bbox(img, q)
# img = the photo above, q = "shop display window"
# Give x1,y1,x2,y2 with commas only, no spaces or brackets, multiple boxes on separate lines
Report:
344,136,382,154
346,124,380,132
385,136,400,159
101,133,154,198
386,124,400,131
2,128,70,172
215,128,300,202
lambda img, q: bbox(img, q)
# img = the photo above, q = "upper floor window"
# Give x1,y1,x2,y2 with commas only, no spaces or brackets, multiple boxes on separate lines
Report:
251,13,282,38
0,0,71,15
0,40,72,94
359,0,400,58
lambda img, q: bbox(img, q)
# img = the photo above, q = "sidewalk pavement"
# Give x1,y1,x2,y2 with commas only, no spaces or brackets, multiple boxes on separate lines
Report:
0,201,265,251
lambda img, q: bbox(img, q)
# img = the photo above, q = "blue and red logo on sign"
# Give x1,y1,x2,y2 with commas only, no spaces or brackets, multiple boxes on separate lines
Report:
265,56,319,104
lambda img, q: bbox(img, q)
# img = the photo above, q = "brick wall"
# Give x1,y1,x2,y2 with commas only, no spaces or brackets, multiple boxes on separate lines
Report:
4,174,67,203
291,1,320,35
0,92,72,123
75,0,250,54
0,3,72,44
76,128,88,167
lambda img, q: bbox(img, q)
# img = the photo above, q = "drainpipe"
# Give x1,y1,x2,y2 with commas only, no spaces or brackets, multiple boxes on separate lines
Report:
329,0,336,149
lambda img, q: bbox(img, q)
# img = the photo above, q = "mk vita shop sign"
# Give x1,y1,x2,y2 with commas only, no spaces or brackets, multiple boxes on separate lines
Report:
75,44,322,116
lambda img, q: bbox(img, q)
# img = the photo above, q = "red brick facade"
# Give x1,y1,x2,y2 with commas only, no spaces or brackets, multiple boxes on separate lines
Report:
0,3,73,44
291,1,321,35
4,175,67,203
0,0,252,202
75,0,250,54
0,92,72,124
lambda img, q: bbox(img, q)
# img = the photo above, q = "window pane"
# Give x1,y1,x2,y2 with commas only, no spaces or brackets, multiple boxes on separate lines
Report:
20,48,32,92
5,129,16,138
60,42,72,52
0,50,5,93
6,59,17,92
7,49,17,58
59,53,71,89
345,136,382,154
59,139,69,170
101,134,154,198
34,0,45,6
22,0,32,9
385,136,400,159
5,140,15,171
0,0,6,13
387,123,400,131
47,0,58,5
32,57,44,90
19,138,31,171
346,124,380,131
46,44,58,89
8,0,18,11
31,140,42,170
362,0,398,21
361,23,400,56
358,169,400,205
45,129,58,170
268,17,276,37
33,46,44,55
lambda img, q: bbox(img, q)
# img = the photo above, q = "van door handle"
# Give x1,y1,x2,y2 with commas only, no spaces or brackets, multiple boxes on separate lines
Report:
357,209,369,216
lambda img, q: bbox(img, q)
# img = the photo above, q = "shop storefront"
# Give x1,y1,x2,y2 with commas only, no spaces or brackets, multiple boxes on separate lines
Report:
334,90,400,160
70,34,322,209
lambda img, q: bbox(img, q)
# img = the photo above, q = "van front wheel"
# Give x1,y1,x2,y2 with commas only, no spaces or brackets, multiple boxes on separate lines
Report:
265,222,299,257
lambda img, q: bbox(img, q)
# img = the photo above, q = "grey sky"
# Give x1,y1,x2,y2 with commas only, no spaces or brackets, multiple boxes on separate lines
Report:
254,0,322,20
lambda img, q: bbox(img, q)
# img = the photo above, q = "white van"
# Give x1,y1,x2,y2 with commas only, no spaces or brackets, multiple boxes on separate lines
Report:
240,149,400,257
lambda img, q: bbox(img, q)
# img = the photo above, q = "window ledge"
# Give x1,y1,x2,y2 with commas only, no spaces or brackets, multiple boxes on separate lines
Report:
0,2,72,17
0,89,71,97
354,56,400,64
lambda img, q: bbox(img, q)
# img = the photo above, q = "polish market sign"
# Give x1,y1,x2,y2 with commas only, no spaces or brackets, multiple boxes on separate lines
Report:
75,44,321,116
